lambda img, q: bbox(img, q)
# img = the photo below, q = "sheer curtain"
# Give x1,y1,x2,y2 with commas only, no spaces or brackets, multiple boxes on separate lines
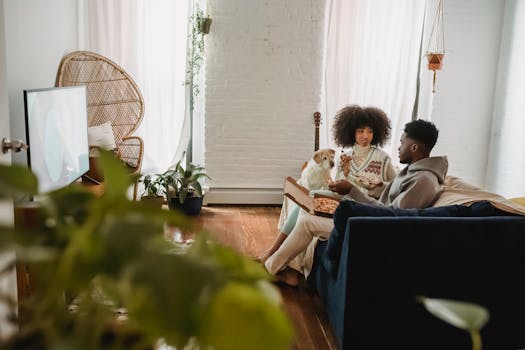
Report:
322,0,427,162
78,0,191,173
485,0,525,198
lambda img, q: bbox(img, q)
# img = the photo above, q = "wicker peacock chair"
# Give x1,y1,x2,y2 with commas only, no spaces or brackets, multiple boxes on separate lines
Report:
55,51,144,199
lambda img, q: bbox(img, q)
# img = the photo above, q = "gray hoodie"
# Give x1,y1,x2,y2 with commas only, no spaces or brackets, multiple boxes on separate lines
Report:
346,156,448,209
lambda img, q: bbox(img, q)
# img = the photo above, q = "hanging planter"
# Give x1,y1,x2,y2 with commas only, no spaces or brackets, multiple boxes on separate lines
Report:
426,0,445,93
426,52,444,71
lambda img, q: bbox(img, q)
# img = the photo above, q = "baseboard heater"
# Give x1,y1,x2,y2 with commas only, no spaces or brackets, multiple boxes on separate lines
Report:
204,187,284,205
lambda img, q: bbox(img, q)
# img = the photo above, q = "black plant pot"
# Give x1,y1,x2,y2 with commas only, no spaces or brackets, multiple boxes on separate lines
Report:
168,195,203,216
197,16,212,34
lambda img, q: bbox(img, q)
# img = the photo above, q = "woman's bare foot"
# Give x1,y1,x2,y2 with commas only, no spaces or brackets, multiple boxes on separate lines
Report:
257,249,274,264
275,267,302,287
258,232,288,263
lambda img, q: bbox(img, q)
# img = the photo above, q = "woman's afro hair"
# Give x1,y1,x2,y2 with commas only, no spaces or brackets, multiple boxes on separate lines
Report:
332,105,391,147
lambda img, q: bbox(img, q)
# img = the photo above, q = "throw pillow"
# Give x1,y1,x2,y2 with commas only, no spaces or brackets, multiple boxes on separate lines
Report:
87,122,117,151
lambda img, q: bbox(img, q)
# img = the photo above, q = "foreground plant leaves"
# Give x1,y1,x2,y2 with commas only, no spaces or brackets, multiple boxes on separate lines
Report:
417,296,489,331
200,281,293,350
0,163,38,199
417,296,489,350
0,152,293,350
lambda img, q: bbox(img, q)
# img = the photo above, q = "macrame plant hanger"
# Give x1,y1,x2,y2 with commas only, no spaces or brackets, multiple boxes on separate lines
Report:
426,0,445,93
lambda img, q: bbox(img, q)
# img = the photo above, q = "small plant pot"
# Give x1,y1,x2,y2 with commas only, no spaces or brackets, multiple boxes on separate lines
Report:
197,16,212,34
426,53,444,70
168,195,203,216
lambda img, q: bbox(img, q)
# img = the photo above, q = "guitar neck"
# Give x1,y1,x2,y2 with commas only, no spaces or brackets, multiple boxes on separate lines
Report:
314,112,321,151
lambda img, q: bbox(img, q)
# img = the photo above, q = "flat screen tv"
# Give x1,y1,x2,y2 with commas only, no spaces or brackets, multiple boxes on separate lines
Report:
24,86,89,194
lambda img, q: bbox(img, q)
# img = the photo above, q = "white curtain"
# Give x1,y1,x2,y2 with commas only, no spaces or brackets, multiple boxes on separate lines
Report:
322,0,427,163
485,0,525,198
78,0,191,173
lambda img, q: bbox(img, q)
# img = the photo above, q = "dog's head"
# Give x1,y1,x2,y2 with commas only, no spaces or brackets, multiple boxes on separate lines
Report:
312,148,335,170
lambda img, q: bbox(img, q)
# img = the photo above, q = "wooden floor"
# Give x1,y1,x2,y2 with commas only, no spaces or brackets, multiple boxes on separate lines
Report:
193,205,339,350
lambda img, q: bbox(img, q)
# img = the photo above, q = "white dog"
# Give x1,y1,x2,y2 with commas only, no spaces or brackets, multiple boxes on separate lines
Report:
298,148,335,190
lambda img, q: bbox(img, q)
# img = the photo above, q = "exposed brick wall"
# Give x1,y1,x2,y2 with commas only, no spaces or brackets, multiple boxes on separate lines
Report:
203,0,326,202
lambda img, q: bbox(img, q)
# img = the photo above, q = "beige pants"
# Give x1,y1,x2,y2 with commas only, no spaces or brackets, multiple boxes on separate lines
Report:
265,210,333,277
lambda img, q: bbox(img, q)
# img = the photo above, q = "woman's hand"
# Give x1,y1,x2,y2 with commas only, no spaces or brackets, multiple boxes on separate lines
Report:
340,154,352,177
328,179,353,195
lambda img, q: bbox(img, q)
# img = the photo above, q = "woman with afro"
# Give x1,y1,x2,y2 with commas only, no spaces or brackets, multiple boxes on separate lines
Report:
259,105,396,270
333,105,397,199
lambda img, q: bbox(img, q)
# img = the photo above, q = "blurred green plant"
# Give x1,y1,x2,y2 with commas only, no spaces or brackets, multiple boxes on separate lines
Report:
0,151,292,350
417,296,489,350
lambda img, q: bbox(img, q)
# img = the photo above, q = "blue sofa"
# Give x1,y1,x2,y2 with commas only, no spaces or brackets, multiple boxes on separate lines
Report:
308,200,525,350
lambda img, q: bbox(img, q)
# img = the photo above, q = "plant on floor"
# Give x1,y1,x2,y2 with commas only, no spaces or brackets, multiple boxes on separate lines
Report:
139,173,167,201
166,160,210,204
0,151,292,350
161,160,210,216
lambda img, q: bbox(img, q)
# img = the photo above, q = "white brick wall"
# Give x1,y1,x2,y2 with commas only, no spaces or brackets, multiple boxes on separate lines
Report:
203,0,326,203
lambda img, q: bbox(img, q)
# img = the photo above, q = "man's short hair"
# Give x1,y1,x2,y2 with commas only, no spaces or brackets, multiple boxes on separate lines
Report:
404,119,439,151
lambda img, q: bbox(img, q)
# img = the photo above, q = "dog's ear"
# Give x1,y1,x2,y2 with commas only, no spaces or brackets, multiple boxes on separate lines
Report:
312,150,322,164
328,149,335,158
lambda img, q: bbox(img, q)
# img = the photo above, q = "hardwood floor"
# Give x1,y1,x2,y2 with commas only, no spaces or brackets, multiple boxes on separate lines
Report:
193,205,339,350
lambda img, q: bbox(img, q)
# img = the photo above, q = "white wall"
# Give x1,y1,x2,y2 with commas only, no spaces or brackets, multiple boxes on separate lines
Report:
429,0,505,187
0,0,18,340
485,0,525,198
203,0,326,204
4,0,78,165
1,0,78,339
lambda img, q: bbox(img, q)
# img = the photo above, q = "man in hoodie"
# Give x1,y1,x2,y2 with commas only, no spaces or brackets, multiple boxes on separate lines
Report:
265,119,448,284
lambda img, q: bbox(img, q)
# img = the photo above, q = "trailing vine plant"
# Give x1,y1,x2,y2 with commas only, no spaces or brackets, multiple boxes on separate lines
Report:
186,5,208,110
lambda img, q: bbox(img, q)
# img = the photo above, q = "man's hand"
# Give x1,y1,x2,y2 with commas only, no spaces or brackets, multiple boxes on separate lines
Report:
340,154,352,177
328,179,353,195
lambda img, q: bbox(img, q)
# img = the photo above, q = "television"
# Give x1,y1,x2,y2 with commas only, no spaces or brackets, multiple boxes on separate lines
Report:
24,86,90,194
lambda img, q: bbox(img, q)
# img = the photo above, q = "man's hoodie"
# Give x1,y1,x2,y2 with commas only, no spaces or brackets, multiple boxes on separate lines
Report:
347,156,448,209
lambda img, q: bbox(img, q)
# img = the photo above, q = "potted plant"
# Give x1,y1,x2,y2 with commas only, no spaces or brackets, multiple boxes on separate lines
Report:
165,160,210,216
139,173,166,207
196,14,212,34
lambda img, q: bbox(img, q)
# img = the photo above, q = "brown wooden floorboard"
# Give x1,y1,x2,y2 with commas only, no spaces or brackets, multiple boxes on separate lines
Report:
194,205,339,350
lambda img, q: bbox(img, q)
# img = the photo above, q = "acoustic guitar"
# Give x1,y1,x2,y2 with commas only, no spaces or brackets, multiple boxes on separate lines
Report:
302,112,322,171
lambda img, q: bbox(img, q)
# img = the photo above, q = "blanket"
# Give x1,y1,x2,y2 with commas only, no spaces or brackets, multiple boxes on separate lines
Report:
434,176,525,215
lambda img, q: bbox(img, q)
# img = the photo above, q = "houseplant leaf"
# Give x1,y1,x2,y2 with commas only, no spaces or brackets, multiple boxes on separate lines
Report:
417,296,490,350
199,281,293,350
96,150,133,199
417,296,489,331
0,163,38,199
